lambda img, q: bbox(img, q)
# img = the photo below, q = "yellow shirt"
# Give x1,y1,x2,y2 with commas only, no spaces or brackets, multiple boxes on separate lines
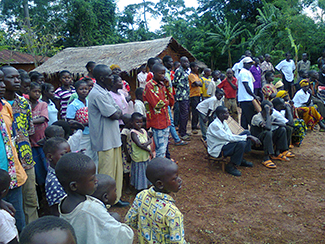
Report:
188,73,201,97
201,77,212,98
125,186,186,244
1,101,27,187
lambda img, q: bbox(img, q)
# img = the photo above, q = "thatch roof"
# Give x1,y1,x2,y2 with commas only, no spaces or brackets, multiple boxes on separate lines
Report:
34,36,199,74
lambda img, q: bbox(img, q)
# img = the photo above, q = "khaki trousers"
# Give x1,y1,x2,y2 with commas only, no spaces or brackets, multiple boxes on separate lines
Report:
98,147,123,203
21,168,39,224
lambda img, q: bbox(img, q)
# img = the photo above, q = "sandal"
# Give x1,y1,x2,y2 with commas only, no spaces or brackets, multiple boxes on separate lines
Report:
281,150,295,158
320,128,325,132
175,140,188,146
262,160,277,169
289,144,294,149
270,153,290,162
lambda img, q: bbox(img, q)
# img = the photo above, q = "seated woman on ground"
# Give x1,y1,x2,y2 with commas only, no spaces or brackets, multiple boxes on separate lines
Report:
292,79,325,131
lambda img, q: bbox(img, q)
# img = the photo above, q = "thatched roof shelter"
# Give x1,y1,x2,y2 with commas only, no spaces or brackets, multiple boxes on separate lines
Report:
34,36,206,93
34,36,203,75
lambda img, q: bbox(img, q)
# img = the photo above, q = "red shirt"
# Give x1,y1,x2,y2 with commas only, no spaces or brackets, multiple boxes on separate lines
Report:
146,72,153,82
143,79,174,130
218,77,238,99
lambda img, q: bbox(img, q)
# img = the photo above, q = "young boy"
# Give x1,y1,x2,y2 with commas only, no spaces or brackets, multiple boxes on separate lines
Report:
218,68,238,122
144,63,174,158
91,174,121,221
20,216,77,244
125,157,185,243
0,169,19,244
196,88,225,141
56,153,134,244
44,137,71,216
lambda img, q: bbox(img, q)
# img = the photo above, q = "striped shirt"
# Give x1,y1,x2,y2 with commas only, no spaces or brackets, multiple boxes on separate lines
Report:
54,86,75,120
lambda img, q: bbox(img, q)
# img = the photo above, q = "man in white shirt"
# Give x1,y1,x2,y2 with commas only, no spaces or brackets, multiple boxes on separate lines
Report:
275,52,296,98
197,88,224,141
251,100,295,169
207,106,260,176
237,57,259,129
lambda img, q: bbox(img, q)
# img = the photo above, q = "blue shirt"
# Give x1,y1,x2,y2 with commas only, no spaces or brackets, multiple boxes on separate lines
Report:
66,98,89,134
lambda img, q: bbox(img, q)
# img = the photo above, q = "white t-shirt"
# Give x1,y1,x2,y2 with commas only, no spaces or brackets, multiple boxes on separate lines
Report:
292,89,310,108
137,72,147,88
0,209,18,244
196,96,224,116
134,99,146,116
275,59,296,82
232,62,241,78
272,109,288,131
238,68,254,102
59,196,134,244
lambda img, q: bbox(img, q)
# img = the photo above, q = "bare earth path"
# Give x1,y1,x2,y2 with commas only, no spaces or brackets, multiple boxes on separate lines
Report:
115,130,325,243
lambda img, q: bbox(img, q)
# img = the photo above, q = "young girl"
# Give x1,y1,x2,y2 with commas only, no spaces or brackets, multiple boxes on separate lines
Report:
40,83,58,125
29,82,49,187
121,115,132,193
66,80,98,167
130,112,152,191
109,75,129,125
54,70,75,120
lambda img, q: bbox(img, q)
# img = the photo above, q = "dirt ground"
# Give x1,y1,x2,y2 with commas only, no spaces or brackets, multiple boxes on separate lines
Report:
113,129,325,243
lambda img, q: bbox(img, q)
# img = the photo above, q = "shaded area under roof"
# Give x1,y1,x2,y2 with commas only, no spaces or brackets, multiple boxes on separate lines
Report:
34,37,203,74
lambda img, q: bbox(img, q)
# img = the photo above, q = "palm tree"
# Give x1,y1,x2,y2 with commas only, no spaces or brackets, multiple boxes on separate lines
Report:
208,18,249,67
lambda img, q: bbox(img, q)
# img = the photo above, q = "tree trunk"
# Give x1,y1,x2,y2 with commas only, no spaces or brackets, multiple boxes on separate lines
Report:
143,0,148,31
228,48,232,68
23,0,31,29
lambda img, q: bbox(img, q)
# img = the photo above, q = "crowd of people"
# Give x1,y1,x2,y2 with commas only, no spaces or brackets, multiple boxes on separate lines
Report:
0,49,324,243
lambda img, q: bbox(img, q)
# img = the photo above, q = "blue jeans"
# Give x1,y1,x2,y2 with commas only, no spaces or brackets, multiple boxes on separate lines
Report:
198,111,214,141
3,186,25,233
152,127,170,158
168,106,181,143
32,147,48,185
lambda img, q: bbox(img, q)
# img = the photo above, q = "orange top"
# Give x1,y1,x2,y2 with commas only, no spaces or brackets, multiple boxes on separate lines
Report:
188,73,201,97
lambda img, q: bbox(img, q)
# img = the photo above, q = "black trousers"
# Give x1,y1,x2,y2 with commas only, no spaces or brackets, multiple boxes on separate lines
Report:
240,101,256,129
190,96,200,130
221,130,252,165
254,126,288,155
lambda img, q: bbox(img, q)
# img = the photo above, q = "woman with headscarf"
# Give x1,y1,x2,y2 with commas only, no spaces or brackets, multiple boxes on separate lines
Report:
291,79,325,131
276,90,307,146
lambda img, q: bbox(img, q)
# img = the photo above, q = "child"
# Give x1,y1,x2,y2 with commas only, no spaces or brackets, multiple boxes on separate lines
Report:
54,70,75,120
44,137,71,216
20,216,77,244
91,174,121,221
109,75,129,125
125,157,185,243
17,69,31,99
121,114,132,193
197,88,225,141
218,68,238,122
201,68,213,99
68,77,93,104
37,125,65,147
130,112,152,191
134,87,146,116
29,82,49,187
56,153,134,244
40,83,58,125
0,169,19,244
66,79,98,165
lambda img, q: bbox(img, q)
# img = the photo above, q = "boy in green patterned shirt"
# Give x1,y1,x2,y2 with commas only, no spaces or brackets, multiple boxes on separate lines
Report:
125,157,186,243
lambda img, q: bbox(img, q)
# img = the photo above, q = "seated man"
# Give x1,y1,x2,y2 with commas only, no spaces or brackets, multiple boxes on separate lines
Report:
207,106,261,176
272,97,294,148
250,100,295,169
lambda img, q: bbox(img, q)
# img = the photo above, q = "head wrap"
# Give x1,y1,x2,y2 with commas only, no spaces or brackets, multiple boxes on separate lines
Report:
299,79,309,87
276,90,288,98
110,64,121,71
274,80,284,89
